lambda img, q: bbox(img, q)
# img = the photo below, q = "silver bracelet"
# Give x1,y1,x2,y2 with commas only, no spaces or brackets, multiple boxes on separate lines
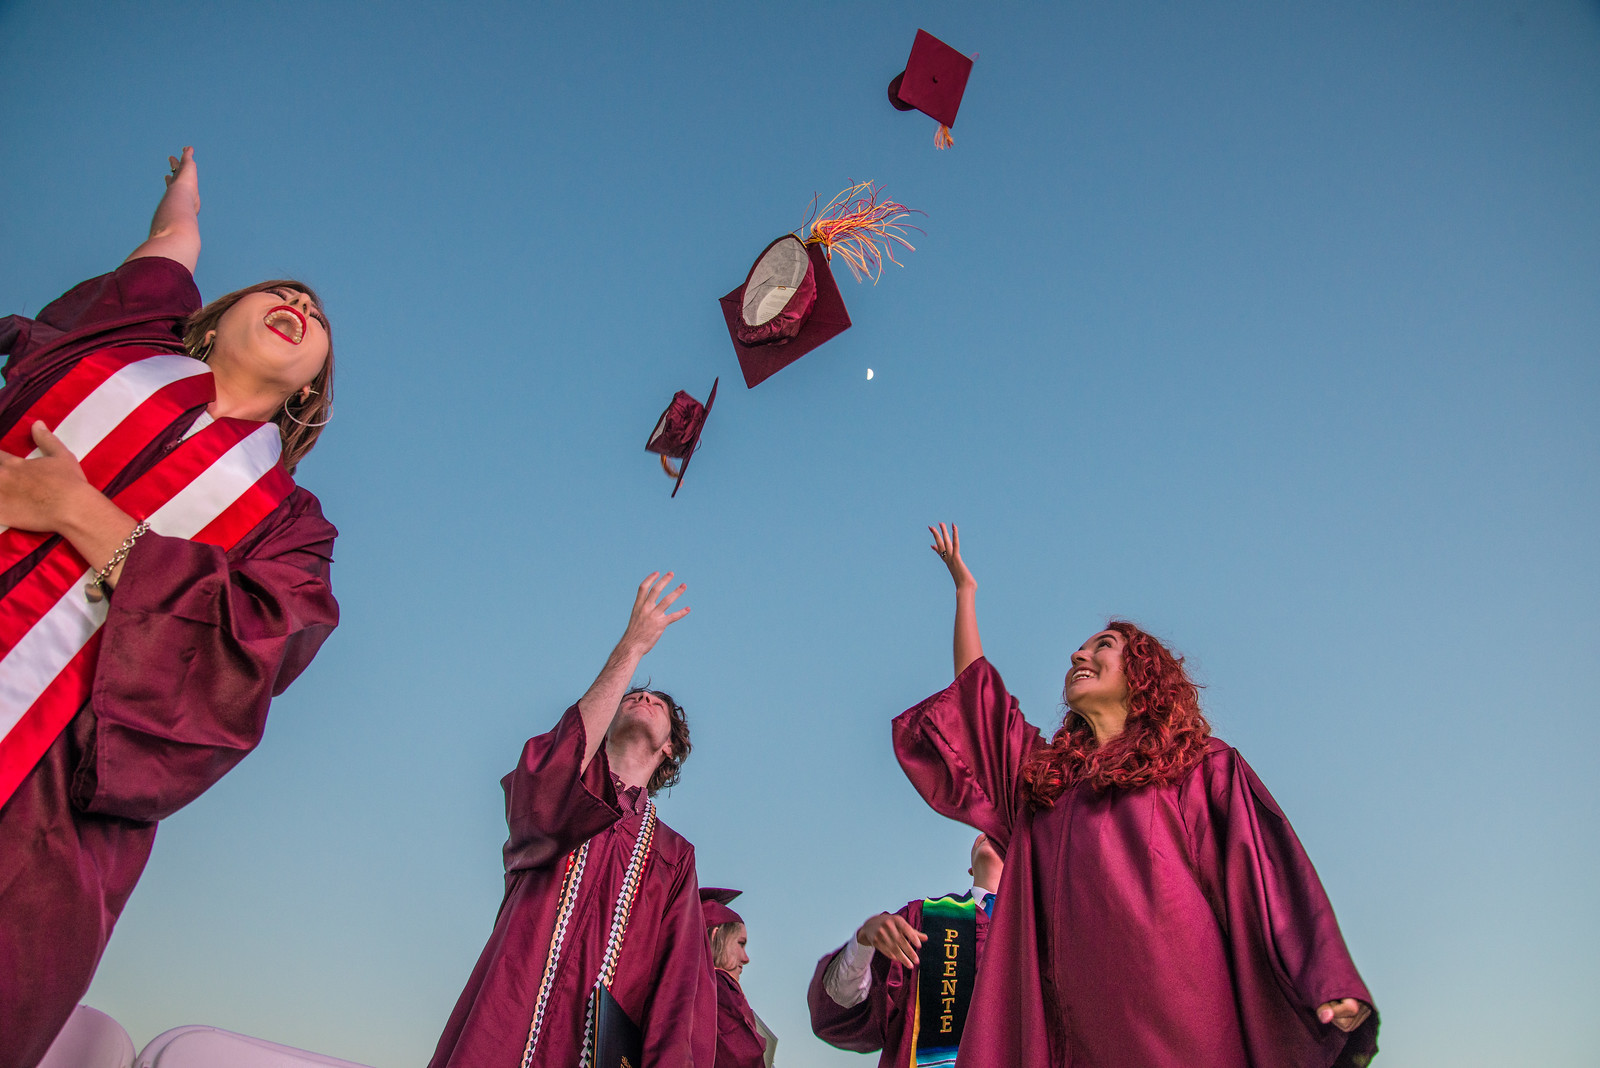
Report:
84,521,150,603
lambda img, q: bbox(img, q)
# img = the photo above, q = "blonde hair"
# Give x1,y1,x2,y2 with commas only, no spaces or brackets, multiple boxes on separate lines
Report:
709,921,745,971
183,279,333,473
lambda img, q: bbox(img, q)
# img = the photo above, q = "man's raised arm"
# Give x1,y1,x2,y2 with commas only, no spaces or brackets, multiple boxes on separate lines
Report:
576,571,689,772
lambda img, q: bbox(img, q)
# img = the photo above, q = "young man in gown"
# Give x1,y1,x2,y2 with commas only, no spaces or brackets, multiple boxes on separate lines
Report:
808,834,1002,1067
428,572,717,1068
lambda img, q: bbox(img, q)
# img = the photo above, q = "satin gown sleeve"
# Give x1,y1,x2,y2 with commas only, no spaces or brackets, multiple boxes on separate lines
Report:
70,489,339,822
891,657,1043,852
501,703,628,872
807,899,922,1060
2,256,199,387
1181,744,1381,1067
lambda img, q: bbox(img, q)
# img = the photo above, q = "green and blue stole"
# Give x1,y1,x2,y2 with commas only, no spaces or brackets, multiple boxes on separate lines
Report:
909,892,978,1068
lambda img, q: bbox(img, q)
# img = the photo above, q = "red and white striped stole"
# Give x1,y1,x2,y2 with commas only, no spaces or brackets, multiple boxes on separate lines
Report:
0,346,294,806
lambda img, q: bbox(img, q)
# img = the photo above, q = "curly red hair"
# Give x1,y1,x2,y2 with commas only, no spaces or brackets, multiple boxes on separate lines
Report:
1021,620,1212,805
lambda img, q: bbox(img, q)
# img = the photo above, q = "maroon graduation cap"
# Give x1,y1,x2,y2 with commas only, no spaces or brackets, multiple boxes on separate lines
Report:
888,29,974,149
700,887,743,928
720,182,920,389
645,378,717,497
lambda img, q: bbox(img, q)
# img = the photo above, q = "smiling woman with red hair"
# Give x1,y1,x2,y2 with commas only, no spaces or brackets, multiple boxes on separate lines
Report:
892,524,1379,1068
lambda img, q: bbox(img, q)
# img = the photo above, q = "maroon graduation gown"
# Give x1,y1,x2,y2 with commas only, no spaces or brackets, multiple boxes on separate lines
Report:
893,658,1380,1068
0,257,340,1068
714,968,767,1068
428,705,718,1068
808,896,991,1068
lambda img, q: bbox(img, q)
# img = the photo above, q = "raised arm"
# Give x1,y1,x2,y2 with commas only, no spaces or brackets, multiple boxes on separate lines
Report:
576,571,689,772
929,523,982,677
126,147,201,271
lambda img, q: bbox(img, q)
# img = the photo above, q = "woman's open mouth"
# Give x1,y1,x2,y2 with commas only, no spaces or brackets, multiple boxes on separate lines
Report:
264,306,308,345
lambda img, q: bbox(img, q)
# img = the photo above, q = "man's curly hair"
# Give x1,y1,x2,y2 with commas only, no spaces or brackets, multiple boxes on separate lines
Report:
624,687,692,795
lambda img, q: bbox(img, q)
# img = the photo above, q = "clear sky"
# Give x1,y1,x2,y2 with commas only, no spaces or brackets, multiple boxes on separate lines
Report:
2,2,1597,1065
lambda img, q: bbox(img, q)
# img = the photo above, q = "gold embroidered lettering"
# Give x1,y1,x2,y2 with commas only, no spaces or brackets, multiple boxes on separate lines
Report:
945,927,959,942
942,978,957,996
943,960,957,976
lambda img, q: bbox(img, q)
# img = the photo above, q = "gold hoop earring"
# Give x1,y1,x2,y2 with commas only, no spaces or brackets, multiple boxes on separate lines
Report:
283,388,332,428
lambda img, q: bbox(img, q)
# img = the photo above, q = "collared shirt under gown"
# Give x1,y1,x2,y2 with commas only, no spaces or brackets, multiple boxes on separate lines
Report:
714,968,768,1068
808,893,991,1068
892,657,1379,1068
428,704,717,1068
0,257,340,1068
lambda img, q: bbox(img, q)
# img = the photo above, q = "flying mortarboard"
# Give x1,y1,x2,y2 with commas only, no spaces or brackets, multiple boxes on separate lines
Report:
700,887,743,927
887,29,974,150
720,182,920,389
645,378,717,497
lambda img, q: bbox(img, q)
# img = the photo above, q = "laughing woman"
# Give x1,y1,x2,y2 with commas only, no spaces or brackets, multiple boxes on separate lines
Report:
892,524,1379,1068
0,147,340,1068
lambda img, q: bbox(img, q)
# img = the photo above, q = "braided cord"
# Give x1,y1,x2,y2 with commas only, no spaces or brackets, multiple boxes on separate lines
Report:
577,801,658,1068
520,844,591,1068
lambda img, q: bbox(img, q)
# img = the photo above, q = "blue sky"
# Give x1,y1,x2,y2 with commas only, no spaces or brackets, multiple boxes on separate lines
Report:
2,2,1597,1065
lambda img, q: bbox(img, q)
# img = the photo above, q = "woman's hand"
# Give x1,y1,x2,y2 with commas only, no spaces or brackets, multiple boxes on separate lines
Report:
856,912,927,969
930,522,984,676
127,146,201,270
164,146,201,213
0,422,95,534
0,423,140,582
1316,998,1372,1033
929,522,976,592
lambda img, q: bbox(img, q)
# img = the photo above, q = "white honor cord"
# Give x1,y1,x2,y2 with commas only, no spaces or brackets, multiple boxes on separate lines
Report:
520,799,657,1068
578,800,657,1068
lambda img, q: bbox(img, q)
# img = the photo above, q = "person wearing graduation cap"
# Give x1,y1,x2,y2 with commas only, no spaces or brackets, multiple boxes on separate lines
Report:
428,573,717,1068
807,834,1002,1068
701,888,778,1068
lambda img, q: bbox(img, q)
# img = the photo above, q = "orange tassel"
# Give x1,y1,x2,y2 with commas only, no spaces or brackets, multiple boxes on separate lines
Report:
660,455,682,478
800,181,922,283
934,125,954,150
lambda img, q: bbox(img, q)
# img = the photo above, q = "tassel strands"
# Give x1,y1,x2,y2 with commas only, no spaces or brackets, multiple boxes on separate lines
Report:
800,181,923,283
934,125,954,150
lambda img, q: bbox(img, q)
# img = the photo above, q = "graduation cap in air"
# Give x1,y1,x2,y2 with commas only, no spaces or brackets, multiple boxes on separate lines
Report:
720,182,920,389
887,29,975,149
645,378,717,497
700,887,744,928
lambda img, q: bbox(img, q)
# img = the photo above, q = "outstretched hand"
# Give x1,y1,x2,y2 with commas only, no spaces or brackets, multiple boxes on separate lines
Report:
856,912,927,969
620,571,690,656
929,522,976,591
164,146,200,212
1315,998,1371,1033
0,422,91,534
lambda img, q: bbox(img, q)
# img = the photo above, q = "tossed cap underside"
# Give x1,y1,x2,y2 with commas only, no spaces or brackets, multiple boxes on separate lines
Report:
742,236,810,327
